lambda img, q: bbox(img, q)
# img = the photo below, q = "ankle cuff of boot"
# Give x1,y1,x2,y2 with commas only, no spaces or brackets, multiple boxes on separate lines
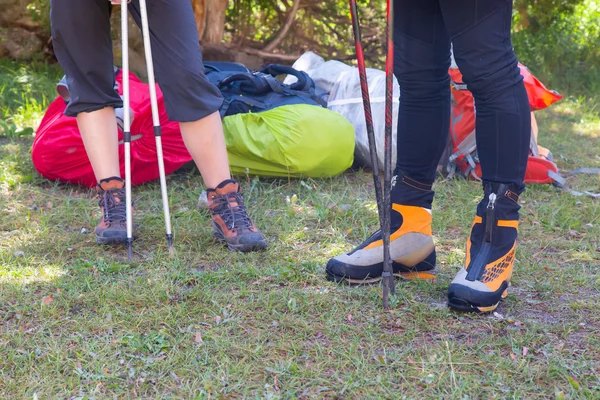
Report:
397,173,432,192
98,176,123,185
483,182,523,203
392,170,435,209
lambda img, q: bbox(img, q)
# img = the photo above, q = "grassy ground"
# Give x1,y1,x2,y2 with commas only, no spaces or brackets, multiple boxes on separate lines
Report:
1,59,599,399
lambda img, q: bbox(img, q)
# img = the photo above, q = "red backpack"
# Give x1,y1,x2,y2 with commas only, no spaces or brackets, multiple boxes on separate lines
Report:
442,63,563,185
32,69,192,188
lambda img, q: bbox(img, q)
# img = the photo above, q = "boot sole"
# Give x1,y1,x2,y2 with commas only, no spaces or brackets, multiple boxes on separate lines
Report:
448,288,509,313
96,235,127,245
213,235,268,253
325,268,437,285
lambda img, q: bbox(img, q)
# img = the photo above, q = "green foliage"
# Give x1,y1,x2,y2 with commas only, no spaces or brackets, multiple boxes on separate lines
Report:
4,0,599,98
513,0,586,33
228,0,599,97
0,59,63,136
226,0,385,64
512,0,600,96
0,120,34,139
26,0,51,32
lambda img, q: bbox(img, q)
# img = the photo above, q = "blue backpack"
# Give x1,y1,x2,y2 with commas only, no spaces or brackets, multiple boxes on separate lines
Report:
203,62,327,117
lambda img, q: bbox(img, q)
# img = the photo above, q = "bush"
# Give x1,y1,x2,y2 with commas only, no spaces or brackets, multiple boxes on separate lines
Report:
512,0,600,96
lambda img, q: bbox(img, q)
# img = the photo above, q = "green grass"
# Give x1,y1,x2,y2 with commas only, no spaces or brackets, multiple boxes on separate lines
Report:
1,61,599,399
0,59,63,139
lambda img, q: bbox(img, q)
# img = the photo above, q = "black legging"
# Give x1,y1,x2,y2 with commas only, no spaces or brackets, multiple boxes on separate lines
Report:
393,0,530,188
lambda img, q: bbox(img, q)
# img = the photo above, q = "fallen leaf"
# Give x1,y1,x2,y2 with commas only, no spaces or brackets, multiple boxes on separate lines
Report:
215,315,222,325
544,266,551,272
347,313,353,323
424,373,435,384
407,357,416,365
510,353,517,361
522,346,529,356
274,375,280,392
345,228,353,235
194,332,203,345
42,295,54,306
568,375,580,390
569,230,585,239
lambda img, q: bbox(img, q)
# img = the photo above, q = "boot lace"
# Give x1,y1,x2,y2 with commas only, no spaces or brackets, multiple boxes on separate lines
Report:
212,192,252,231
99,189,127,226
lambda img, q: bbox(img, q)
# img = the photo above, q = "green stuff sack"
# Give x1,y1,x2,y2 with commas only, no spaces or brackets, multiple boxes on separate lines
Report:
222,104,354,178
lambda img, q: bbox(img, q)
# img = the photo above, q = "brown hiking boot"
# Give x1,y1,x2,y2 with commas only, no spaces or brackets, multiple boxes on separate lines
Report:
95,176,129,245
207,179,267,252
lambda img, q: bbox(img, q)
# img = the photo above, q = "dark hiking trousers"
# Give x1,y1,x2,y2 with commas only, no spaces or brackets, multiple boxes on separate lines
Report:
49,0,223,122
393,0,530,190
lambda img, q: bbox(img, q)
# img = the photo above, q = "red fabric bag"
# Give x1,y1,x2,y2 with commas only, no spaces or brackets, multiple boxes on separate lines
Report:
446,63,563,184
32,70,191,188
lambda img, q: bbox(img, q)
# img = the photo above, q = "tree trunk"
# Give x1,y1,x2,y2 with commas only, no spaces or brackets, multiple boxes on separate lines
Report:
191,0,228,45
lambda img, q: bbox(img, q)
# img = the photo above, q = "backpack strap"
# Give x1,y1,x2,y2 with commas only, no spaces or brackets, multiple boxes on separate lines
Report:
262,74,285,94
261,64,314,91
448,129,477,164
220,95,268,118
218,73,271,95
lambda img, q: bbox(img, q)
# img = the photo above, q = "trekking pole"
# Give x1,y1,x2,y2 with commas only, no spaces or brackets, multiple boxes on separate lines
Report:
138,0,175,257
382,0,396,304
348,0,394,308
121,0,134,261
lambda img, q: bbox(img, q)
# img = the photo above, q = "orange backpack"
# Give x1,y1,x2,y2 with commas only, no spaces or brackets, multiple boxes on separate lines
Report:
442,63,563,185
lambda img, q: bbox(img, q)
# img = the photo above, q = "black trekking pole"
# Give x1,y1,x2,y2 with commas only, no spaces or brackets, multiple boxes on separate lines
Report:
349,0,395,308
382,0,396,304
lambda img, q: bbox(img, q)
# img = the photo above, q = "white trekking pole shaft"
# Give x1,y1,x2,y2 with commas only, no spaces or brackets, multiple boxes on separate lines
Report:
121,0,134,261
138,0,174,256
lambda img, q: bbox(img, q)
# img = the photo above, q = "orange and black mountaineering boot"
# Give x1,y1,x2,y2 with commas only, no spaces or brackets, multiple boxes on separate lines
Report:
448,183,522,313
95,176,129,245
208,179,267,252
326,172,436,284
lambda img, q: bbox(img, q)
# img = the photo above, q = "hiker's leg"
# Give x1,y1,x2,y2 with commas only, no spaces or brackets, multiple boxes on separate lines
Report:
50,0,127,244
128,0,229,189
128,0,266,252
440,0,529,312
326,0,447,284
179,113,231,189
440,0,530,185
50,0,122,181
393,0,452,186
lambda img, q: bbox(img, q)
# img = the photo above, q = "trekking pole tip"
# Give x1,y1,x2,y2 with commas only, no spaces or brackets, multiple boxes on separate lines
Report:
382,270,393,309
127,238,133,261
382,290,390,310
167,234,174,257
